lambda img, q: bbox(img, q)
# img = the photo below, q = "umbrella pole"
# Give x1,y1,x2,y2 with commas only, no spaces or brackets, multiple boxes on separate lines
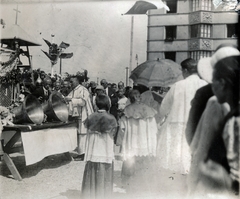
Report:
129,16,134,87
126,67,129,87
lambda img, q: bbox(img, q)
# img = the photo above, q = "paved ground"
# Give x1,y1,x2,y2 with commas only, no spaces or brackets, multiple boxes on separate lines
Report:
0,151,189,199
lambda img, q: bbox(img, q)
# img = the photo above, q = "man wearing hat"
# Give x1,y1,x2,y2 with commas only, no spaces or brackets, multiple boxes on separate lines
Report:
92,85,106,111
186,44,240,145
187,45,240,196
32,77,52,103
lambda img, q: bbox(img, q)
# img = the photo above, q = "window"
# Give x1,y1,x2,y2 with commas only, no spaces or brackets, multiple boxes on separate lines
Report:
192,0,212,11
190,51,212,60
165,52,176,61
165,26,176,41
191,24,211,38
227,24,238,38
166,1,177,13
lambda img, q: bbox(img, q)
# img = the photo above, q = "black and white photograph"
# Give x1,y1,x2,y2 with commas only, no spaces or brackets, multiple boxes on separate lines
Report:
0,0,239,198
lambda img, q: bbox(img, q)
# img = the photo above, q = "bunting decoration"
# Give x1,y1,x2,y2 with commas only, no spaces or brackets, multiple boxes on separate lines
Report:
0,41,20,78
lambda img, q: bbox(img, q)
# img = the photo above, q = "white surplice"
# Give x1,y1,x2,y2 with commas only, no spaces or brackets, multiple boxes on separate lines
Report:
119,102,158,160
157,74,207,174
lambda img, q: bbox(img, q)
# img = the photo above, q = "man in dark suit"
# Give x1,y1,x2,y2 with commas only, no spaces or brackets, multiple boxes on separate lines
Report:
100,79,118,119
185,84,213,145
32,77,52,103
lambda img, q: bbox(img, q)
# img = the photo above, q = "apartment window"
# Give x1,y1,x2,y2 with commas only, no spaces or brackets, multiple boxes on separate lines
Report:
166,1,177,13
192,0,212,11
227,24,238,38
191,24,211,38
165,52,176,61
190,51,212,60
165,26,176,41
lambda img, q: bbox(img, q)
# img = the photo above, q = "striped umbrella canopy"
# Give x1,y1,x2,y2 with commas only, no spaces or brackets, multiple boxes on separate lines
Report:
130,59,183,87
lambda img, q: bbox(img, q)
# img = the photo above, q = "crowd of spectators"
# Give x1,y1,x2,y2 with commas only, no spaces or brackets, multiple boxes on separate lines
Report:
0,43,239,198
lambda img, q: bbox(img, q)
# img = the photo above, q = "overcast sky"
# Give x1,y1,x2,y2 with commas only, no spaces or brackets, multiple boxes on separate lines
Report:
1,0,148,83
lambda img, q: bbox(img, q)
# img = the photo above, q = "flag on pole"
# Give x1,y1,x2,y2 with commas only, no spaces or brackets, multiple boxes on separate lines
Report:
59,53,73,59
125,0,170,15
59,41,70,49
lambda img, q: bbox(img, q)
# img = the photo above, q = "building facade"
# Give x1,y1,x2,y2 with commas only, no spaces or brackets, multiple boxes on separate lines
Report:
147,0,238,63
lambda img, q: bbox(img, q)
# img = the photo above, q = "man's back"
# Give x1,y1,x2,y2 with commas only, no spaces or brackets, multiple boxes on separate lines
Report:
157,74,207,174
159,74,207,123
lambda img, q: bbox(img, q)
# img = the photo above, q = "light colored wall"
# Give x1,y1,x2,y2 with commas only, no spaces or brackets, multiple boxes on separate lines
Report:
148,14,189,26
147,51,189,64
177,26,189,39
148,27,165,40
177,0,190,13
213,12,238,24
148,40,188,52
176,52,189,63
213,39,238,50
212,24,227,38
147,52,164,60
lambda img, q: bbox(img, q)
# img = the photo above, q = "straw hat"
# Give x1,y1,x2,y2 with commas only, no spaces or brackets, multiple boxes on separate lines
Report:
197,46,240,83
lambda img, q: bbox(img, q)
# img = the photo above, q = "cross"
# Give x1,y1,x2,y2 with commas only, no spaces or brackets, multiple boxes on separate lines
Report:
13,5,21,25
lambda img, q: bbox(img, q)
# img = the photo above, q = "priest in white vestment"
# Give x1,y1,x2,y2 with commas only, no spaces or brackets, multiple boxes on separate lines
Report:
157,58,207,174
65,75,93,158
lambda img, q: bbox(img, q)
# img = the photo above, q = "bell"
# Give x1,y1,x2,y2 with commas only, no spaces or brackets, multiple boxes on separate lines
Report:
42,91,69,122
12,94,44,124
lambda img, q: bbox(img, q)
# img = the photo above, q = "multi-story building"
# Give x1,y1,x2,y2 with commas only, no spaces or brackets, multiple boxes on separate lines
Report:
147,0,238,63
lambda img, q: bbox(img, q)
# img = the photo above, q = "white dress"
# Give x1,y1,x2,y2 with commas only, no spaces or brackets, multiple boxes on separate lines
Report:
119,102,158,160
157,74,207,174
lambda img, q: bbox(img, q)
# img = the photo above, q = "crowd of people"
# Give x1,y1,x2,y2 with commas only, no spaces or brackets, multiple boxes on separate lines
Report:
0,43,239,199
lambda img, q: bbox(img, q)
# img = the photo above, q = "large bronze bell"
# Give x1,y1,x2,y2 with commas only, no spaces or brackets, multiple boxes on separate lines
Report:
42,91,69,122
12,94,44,124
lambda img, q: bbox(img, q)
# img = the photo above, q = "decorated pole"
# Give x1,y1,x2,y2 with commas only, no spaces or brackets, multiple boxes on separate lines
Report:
42,37,73,77
129,16,134,87
51,62,54,77
60,58,62,75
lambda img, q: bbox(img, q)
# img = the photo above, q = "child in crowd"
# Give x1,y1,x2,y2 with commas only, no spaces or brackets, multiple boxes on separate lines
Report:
118,89,158,177
117,88,128,119
92,85,108,111
81,94,118,199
